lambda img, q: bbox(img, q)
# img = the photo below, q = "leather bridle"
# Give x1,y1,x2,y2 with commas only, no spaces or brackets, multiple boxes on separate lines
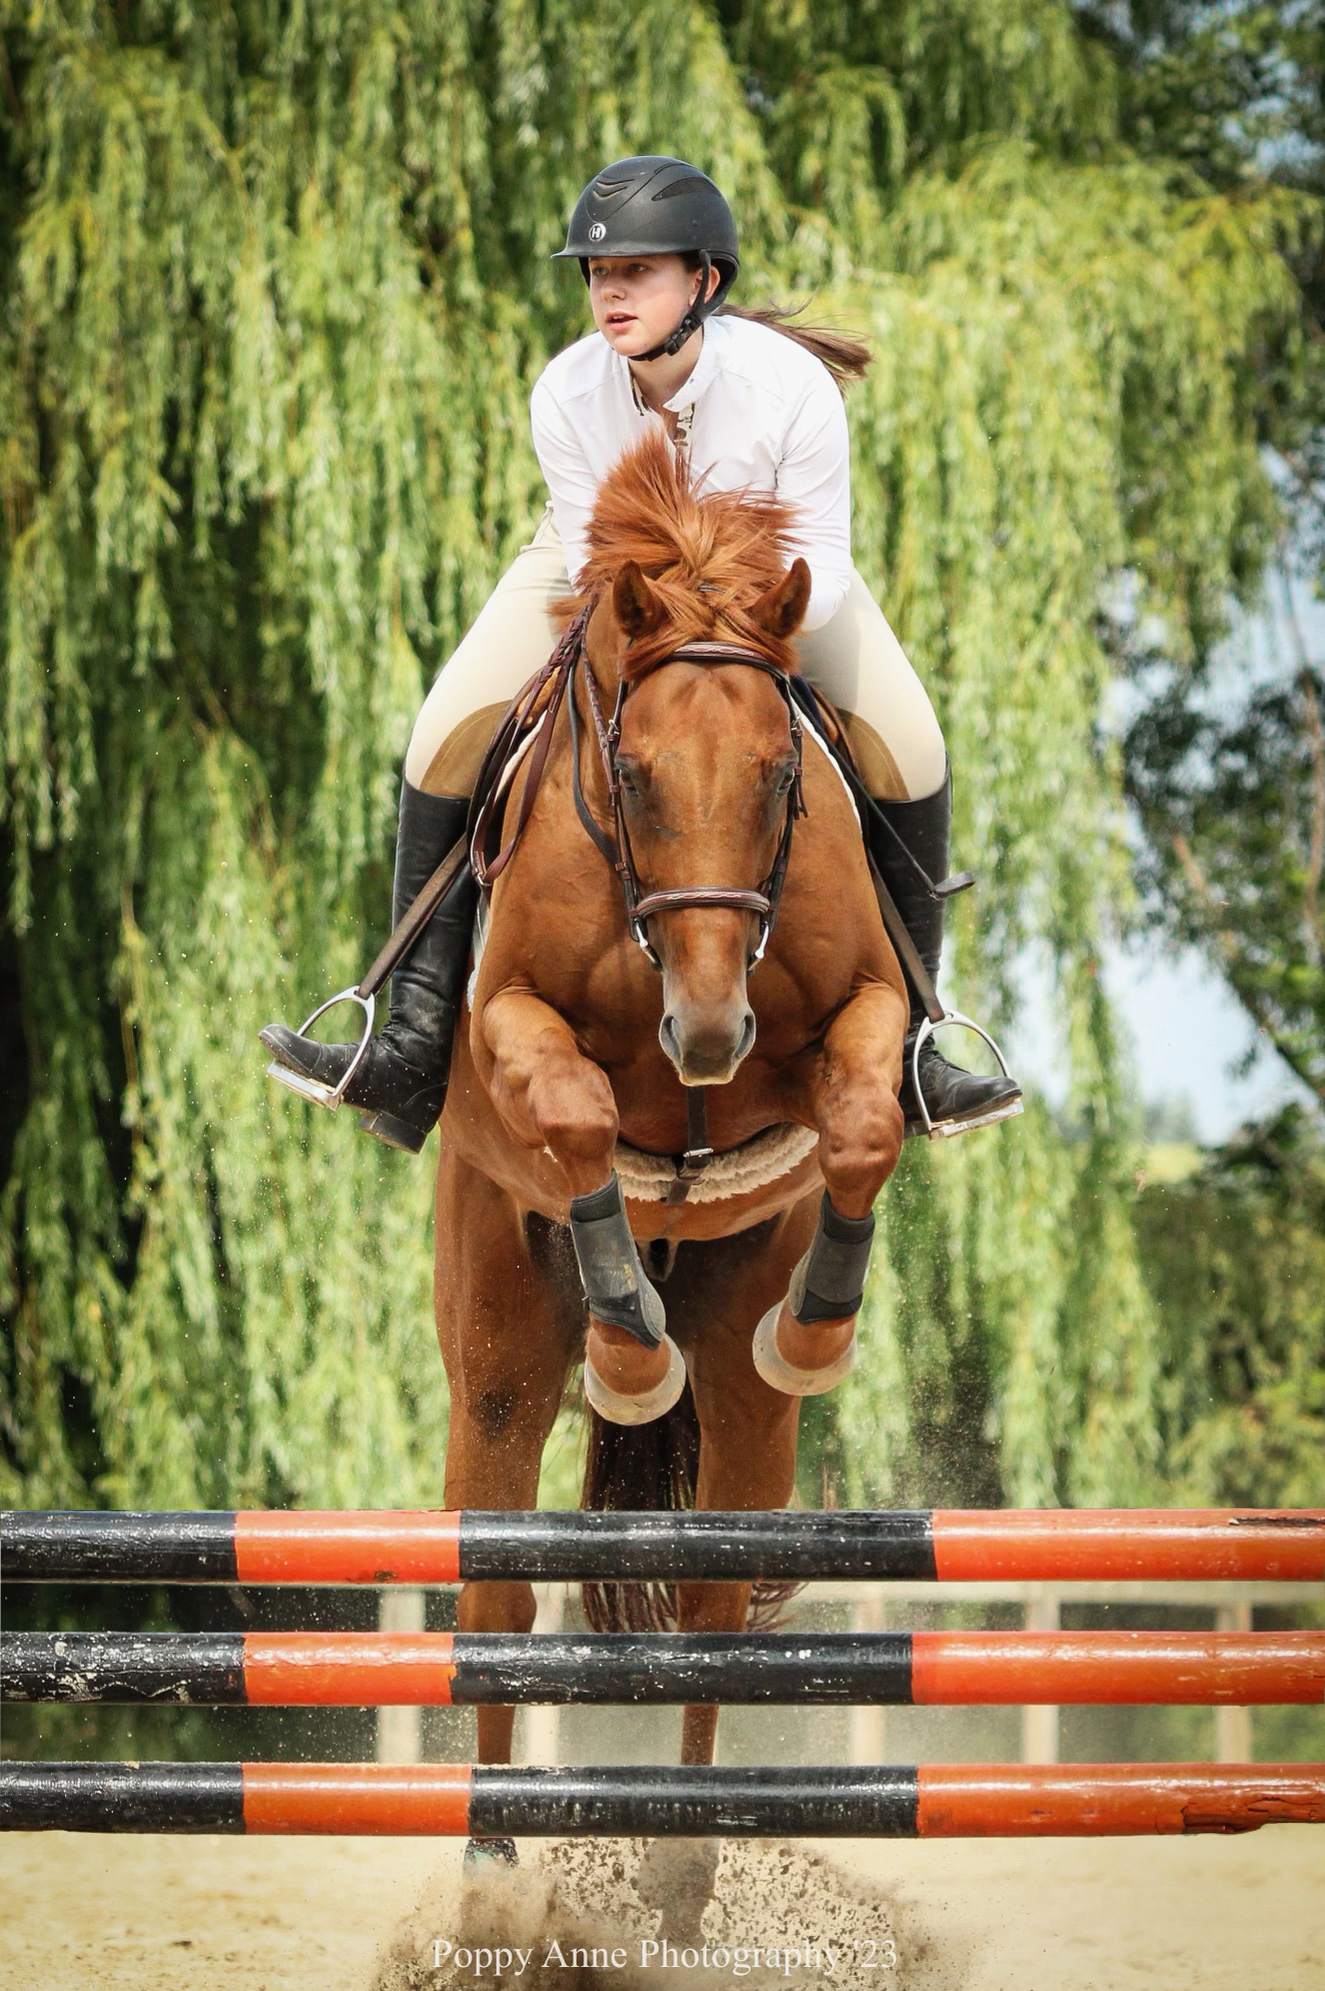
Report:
566,625,807,973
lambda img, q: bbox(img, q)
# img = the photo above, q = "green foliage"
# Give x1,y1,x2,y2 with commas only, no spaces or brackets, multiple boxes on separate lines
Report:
1127,650,1325,1104
0,0,782,1509
1108,3,1325,1123
1134,1107,1325,1506
2,0,1318,1511
1080,2,1312,188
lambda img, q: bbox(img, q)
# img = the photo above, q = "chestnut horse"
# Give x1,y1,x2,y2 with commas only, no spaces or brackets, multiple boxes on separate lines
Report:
436,434,908,1839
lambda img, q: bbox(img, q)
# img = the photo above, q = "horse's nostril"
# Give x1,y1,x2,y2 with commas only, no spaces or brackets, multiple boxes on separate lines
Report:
658,1005,756,1080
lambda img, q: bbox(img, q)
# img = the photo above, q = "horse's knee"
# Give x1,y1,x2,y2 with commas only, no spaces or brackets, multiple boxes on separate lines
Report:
819,1095,904,1211
525,1059,618,1171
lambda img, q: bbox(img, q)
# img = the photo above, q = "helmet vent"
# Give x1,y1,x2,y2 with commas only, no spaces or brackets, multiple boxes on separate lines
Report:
653,176,706,201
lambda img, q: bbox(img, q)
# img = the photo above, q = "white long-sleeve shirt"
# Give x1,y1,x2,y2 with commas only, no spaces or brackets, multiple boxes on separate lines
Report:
529,314,853,633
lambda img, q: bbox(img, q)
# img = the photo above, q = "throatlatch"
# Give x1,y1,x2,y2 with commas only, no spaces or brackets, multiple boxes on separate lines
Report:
568,1174,668,1350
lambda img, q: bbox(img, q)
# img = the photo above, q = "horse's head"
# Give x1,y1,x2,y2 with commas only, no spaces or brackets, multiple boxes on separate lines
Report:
574,434,813,1086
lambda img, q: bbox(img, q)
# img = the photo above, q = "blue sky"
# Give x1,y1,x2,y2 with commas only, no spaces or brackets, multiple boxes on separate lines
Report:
1106,939,1312,1143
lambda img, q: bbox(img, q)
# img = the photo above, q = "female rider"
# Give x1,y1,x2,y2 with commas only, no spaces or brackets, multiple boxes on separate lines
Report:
262,157,1021,1151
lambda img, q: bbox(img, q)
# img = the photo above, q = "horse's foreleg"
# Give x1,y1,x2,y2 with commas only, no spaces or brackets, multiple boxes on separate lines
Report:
479,989,679,1408
762,985,907,1387
810,981,908,1216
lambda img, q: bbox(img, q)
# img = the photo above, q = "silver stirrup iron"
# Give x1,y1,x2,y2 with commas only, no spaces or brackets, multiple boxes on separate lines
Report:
910,1012,1023,1140
265,990,375,1110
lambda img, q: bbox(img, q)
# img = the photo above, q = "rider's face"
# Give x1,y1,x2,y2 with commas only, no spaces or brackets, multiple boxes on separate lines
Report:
587,255,711,358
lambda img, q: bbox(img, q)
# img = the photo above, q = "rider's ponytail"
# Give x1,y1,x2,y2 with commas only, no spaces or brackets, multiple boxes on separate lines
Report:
677,255,871,392
717,303,872,394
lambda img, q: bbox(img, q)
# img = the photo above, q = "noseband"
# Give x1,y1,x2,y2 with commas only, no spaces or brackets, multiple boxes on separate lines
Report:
566,624,807,972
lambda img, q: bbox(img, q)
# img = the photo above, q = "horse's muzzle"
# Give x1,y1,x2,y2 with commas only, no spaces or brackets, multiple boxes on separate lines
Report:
659,1004,756,1085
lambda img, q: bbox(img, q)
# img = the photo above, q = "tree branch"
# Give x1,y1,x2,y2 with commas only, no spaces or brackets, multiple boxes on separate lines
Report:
0,32,22,130
1277,564,1324,964
1299,671,1324,967
1171,829,1325,1106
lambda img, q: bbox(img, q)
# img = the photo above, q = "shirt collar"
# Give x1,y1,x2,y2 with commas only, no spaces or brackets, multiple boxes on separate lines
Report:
664,318,723,413
619,318,724,417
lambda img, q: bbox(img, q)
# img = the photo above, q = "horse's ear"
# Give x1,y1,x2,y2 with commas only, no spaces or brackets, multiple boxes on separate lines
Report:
613,561,667,640
751,557,812,639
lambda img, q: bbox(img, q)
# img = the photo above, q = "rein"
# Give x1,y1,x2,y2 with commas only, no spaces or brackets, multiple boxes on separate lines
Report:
470,610,588,891
567,628,807,973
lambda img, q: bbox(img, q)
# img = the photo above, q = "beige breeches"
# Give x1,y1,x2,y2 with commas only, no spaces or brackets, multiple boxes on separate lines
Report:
405,511,946,801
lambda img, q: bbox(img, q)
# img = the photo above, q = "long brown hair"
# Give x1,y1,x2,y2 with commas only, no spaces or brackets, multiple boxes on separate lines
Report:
680,255,872,393
718,303,872,394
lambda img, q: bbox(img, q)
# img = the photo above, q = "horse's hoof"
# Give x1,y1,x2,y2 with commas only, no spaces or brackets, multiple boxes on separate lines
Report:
752,1301,856,1396
584,1334,686,1425
462,1835,519,1870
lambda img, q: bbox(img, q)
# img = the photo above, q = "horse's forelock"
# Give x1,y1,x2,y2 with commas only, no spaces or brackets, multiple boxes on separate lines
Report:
559,433,802,675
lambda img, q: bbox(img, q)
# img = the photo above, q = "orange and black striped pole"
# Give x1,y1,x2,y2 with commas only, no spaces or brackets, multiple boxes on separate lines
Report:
2,1762,1322,1837
5,1628,1325,1707
5,1507,1324,1585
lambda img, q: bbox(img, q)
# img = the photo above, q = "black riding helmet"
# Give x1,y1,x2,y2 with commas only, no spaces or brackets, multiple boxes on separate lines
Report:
553,156,740,360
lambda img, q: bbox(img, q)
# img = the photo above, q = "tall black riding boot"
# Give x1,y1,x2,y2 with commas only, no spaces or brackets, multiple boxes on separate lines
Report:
261,782,477,1154
871,768,1023,1137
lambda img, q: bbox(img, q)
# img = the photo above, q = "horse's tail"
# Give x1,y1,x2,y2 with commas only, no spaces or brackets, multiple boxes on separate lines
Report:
579,1382,700,1633
578,1380,798,1632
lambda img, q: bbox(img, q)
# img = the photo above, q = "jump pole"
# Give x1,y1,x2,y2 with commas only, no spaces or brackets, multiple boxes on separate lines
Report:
3,1761,1322,1837
5,1629,1324,1707
5,1508,1324,1585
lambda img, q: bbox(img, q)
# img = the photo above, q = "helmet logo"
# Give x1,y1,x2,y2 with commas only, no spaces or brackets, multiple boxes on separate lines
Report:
588,222,607,242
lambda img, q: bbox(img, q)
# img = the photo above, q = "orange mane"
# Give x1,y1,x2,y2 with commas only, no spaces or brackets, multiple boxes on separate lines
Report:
560,431,802,676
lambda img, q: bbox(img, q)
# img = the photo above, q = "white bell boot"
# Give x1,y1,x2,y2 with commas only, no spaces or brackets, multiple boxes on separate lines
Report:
752,1302,857,1397
584,1334,687,1426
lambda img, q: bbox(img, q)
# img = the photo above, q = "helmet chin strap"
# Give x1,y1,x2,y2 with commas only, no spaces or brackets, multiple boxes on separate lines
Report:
633,252,714,363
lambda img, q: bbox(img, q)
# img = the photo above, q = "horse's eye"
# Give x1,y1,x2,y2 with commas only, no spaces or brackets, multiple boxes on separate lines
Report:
773,765,796,794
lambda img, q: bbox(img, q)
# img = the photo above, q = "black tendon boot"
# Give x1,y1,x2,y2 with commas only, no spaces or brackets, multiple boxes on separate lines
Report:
261,782,477,1154
871,769,1023,1137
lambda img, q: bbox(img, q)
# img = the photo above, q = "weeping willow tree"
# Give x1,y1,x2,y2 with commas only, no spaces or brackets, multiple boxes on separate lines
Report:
1,0,1313,1511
